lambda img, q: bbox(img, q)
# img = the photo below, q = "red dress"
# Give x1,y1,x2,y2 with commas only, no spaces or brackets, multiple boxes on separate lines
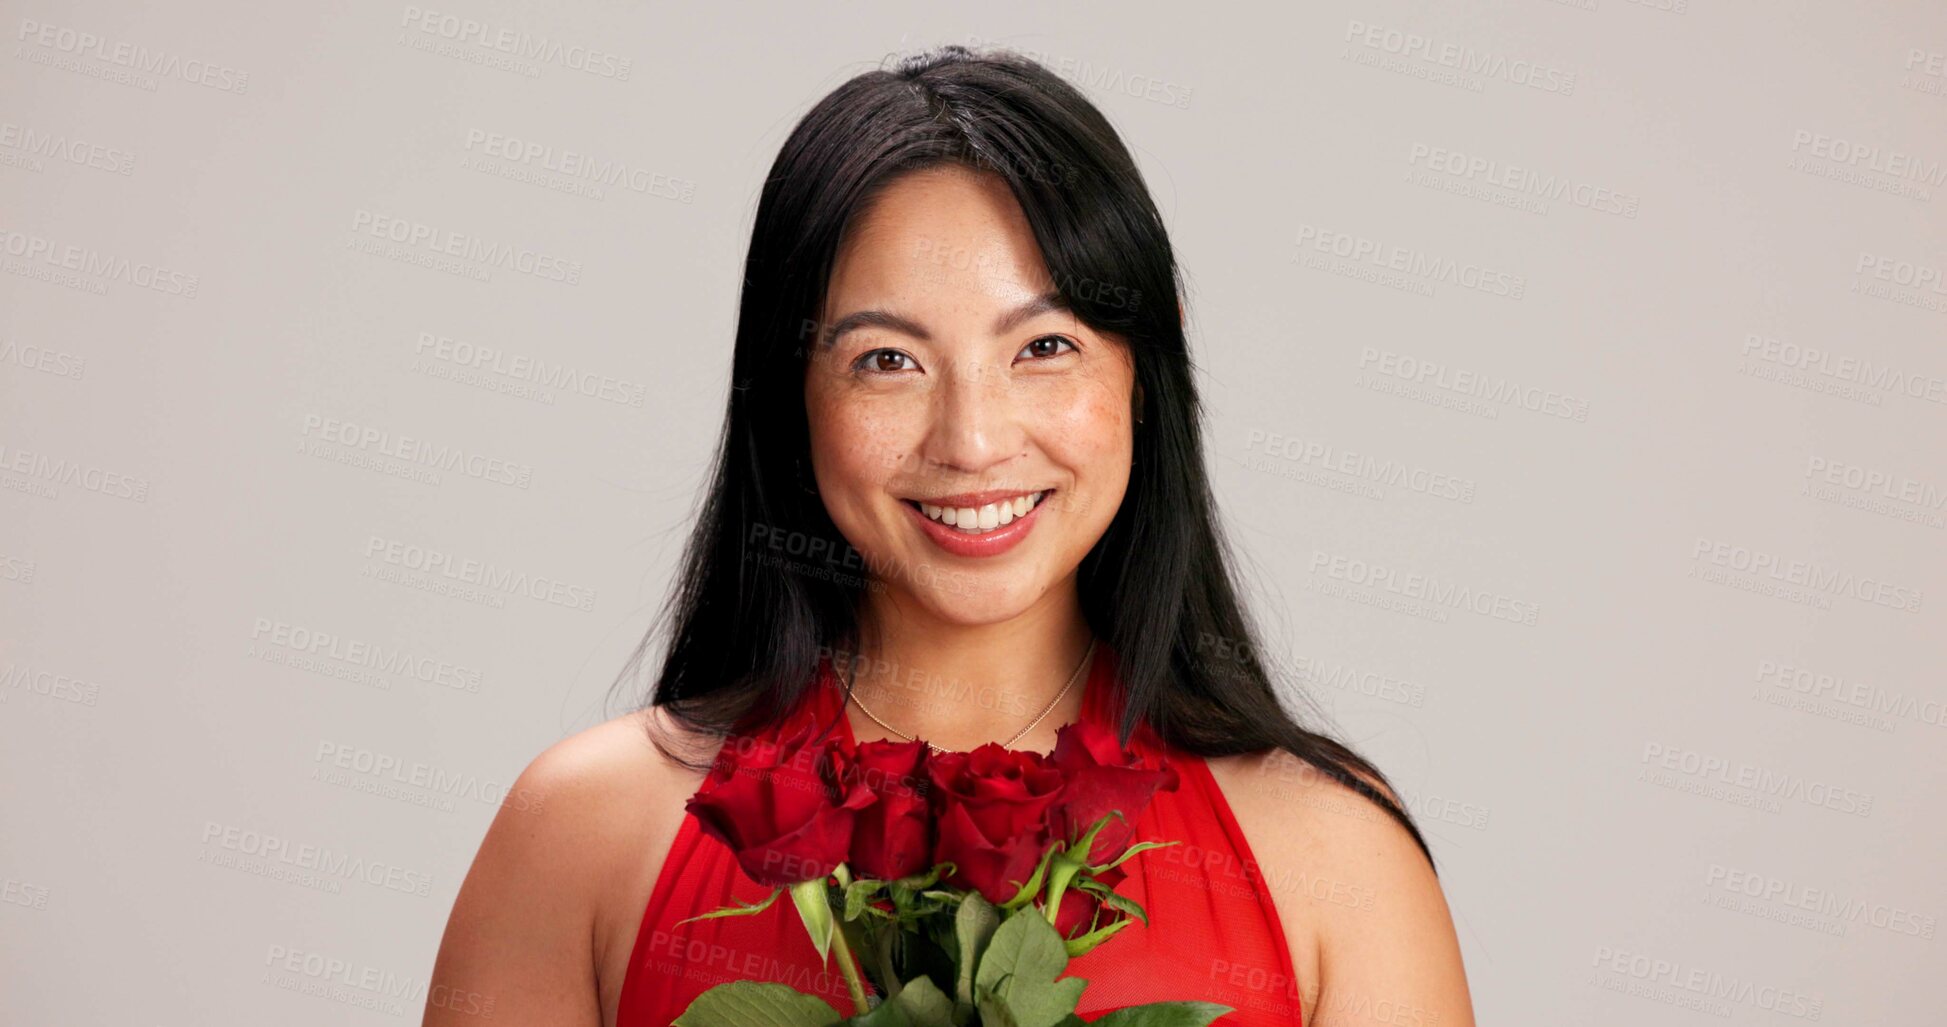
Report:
616,643,1304,1025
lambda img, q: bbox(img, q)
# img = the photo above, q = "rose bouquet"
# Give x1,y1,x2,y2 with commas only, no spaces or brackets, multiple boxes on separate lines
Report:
671,710,1234,1027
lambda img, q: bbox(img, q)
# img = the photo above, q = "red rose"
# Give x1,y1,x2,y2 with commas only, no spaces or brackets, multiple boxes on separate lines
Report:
929,743,1066,904
844,738,933,881
687,715,876,887
1048,719,1180,865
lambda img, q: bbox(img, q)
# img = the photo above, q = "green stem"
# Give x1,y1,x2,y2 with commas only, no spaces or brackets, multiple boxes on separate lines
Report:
871,920,901,1000
1044,865,1074,928
827,911,871,1013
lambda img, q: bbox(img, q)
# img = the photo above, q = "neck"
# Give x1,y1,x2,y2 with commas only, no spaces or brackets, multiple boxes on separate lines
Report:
840,581,1095,755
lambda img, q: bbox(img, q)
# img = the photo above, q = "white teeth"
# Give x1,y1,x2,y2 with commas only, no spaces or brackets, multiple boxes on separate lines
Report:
916,491,1047,535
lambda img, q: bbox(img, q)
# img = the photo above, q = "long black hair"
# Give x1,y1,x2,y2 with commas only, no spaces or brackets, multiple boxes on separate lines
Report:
616,44,1435,869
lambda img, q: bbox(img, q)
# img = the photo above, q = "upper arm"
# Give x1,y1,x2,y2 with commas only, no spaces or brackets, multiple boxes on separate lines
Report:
422,715,662,1027
1292,765,1474,1027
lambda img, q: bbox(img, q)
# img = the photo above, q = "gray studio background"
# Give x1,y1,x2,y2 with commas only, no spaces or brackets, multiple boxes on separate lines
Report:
4,1,1944,1023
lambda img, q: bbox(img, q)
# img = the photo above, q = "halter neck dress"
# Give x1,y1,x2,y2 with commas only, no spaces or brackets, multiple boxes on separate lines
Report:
615,643,1303,1025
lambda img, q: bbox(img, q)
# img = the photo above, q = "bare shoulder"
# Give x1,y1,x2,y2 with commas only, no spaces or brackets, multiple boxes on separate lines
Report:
1205,749,1475,1027
512,705,715,829
479,707,711,897
423,706,718,1027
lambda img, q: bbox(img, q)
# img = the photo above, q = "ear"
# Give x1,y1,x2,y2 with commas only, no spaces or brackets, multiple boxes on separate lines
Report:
1132,380,1145,424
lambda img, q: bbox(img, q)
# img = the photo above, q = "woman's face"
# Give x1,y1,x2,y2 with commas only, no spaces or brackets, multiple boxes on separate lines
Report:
803,165,1136,626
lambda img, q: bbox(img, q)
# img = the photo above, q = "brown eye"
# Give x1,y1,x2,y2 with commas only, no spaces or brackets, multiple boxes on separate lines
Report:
853,349,918,374
1018,335,1077,361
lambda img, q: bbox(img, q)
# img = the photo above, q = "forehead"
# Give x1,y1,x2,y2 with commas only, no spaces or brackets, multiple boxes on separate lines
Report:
826,165,1055,308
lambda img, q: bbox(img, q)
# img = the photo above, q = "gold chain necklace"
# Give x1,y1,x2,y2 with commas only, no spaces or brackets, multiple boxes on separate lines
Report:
844,639,1096,755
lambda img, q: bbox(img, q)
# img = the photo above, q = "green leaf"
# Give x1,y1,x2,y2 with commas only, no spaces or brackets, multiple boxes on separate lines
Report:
1025,967,1088,1023
1060,916,1133,958
974,910,1068,993
1071,881,1149,928
1086,1001,1236,1026
886,864,952,920
1088,839,1178,876
893,862,952,891
791,878,837,966
676,885,785,925
974,911,1086,1027
672,980,845,1026
844,975,958,1026
845,878,889,921
975,982,1023,1027
1000,846,1059,911
1068,811,1125,864
953,891,1001,1010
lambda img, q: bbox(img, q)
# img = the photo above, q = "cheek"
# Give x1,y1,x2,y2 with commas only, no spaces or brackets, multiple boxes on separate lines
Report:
807,395,919,491
1042,380,1133,465
1038,380,1132,532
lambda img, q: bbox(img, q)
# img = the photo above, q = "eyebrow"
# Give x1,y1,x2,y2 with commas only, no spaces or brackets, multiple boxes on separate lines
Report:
820,290,1070,349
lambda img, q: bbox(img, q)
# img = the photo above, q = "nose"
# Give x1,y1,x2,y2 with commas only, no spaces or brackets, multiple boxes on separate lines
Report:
916,356,1024,477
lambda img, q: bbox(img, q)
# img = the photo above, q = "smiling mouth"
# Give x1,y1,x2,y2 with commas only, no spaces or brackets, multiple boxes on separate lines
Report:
901,490,1053,535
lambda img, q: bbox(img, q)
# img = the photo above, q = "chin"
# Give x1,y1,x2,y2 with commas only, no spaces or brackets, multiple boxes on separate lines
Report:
903,575,1041,624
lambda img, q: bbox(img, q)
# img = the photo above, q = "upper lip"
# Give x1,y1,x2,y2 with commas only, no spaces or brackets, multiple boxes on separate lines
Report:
904,488,1051,508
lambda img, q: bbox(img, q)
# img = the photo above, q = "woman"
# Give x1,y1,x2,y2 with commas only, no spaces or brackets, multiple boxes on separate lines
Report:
426,45,1473,1026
